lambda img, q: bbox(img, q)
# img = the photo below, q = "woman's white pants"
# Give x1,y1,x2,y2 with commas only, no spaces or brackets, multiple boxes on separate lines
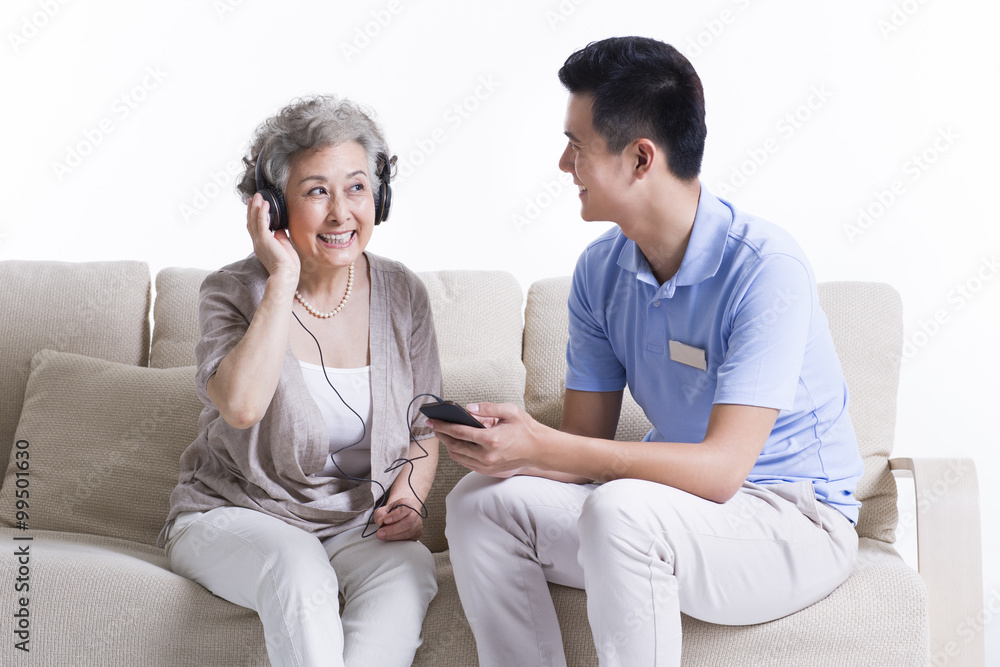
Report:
166,506,437,667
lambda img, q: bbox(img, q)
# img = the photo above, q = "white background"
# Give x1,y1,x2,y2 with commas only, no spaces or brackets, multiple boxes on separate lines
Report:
2,0,998,661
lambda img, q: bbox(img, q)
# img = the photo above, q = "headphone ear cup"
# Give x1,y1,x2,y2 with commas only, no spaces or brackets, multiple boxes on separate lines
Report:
255,155,288,231
260,188,288,231
373,151,393,225
374,181,392,225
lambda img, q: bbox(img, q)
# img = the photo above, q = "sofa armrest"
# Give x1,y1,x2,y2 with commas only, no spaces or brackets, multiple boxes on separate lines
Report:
889,457,984,666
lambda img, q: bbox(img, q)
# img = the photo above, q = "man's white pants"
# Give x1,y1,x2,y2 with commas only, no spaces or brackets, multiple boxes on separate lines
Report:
445,473,858,667
166,506,437,667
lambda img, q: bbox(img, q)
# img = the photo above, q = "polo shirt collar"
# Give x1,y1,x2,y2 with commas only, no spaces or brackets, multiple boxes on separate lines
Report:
616,185,733,295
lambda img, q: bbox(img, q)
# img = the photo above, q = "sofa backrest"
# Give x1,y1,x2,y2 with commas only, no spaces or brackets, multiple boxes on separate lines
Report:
150,267,212,369
816,282,903,542
520,278,903,543
0,261,151,479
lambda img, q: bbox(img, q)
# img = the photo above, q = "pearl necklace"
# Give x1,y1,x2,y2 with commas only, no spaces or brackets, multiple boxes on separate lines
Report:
294,263,354,319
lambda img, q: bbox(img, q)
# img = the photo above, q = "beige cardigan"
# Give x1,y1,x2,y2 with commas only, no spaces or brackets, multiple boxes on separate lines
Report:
166,252,442,539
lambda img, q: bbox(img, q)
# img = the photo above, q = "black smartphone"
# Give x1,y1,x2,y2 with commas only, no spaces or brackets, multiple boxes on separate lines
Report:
419,401,486,429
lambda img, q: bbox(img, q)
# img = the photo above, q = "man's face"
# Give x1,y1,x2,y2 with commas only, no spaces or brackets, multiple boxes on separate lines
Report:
558,94,630,223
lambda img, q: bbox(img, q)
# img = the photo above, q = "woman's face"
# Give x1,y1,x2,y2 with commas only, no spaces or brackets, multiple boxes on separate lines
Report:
284,142,375,275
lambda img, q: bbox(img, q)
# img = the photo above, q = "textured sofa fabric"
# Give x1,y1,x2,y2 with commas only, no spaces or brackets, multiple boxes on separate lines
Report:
0,351,200,546
0,260,150,476
149,267,210,370
818,282,903,544
0,260,929,665
1,529,269,665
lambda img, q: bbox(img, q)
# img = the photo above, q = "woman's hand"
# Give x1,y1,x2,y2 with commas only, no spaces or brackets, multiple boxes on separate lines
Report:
373,497,425,542
247,193,300,287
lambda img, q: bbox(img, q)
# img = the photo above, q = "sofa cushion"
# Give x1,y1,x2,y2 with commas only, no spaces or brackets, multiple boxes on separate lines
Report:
0,528,269,666
0,350,201,546
150,267,212,368
545,538,926,665
413,551,479,665
521,278,902,543
0,260,151,481
0,534,926,666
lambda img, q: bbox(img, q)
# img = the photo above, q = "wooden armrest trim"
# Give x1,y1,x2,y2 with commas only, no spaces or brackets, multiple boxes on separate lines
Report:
889,456,985,666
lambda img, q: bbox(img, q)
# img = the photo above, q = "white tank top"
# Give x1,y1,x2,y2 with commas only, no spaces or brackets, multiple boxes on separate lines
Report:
298,360,373,480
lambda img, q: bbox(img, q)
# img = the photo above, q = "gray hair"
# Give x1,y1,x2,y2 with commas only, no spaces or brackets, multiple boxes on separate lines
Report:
236,95,393,204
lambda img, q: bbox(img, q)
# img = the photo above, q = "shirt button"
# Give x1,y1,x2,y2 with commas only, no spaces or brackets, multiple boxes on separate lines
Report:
653,300,661,307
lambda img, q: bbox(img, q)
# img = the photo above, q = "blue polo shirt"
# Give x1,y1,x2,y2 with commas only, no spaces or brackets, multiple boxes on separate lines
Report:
565,187,864,523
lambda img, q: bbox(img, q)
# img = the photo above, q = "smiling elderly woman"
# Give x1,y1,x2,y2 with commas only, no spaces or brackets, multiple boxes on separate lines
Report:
163,95,442,667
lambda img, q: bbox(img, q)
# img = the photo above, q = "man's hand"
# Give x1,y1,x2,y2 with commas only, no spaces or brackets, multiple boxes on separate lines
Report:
434,398,779,499
430,402,542,478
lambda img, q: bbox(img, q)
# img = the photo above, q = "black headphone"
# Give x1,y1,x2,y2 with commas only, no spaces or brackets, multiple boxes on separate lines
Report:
255,148,394,232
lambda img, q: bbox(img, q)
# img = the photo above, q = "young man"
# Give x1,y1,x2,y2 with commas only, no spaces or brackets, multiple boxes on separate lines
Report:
431,37,864,667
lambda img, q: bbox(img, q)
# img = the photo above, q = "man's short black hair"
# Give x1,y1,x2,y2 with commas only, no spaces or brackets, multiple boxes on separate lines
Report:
558,36,706,181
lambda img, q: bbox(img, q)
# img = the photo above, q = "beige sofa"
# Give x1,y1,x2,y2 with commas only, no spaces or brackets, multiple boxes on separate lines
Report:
0,260,984,666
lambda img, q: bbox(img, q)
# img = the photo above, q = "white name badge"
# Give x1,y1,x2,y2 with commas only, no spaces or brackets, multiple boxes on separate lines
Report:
668,340,707,371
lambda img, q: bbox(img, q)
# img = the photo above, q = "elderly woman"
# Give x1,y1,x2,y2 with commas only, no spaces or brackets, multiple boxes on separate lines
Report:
164,95,441,667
